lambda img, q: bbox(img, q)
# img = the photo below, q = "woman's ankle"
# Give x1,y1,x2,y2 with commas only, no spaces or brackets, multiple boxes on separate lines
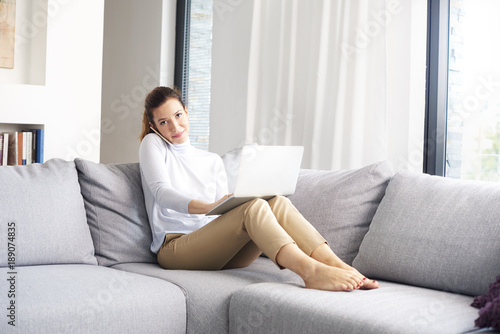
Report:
310,243,347,268
276,243,317,279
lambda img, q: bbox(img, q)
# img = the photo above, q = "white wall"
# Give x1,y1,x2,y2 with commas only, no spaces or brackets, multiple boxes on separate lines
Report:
100,0,177,163
0,0,105,162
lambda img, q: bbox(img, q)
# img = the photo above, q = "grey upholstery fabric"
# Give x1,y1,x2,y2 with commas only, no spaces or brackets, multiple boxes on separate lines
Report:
353,171,500,297
229,282,478,334
0,159,97,266
0,265,186,334
112,257,303,334
75,158,157,266
288,161,393,264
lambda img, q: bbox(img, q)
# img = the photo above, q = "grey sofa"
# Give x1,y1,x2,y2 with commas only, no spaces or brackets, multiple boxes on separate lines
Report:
0,153,498,333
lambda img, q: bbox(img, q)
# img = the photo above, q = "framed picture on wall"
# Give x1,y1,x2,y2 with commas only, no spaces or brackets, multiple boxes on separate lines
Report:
0,0,16,69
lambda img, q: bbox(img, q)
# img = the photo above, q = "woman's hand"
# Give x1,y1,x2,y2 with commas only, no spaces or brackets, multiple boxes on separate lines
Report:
188,194,233,214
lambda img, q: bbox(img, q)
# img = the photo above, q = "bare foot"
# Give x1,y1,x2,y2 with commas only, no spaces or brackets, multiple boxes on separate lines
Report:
303,262,364,292
336,265,380,290
310,245,380,290
319,259,380,290
276,243,379,292
343,267,380,290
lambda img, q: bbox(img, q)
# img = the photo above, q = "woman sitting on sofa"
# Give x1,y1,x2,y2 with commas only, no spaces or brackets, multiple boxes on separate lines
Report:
139,86,379,292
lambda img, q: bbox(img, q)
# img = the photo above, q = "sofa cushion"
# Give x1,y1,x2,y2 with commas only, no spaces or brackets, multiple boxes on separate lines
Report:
353,171,500,297
113,257,303,334
229,282,478,334
75,158,156,266
0,265,186,333
0,159,97,266
287,161,393,264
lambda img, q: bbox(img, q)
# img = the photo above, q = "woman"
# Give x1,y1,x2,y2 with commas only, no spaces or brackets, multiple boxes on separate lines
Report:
139,86,379,292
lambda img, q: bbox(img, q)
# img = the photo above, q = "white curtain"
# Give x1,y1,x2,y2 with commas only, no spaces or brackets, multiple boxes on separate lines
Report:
210,0,427,171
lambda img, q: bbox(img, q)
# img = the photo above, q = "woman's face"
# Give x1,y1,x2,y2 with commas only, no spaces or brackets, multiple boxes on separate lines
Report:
151,98,190,144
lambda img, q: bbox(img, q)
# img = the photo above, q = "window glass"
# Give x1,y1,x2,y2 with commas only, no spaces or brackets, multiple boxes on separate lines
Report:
446,0,500,181
187,0,213,150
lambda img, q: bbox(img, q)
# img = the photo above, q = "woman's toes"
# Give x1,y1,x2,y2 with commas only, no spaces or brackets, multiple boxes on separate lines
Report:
360,277,380,289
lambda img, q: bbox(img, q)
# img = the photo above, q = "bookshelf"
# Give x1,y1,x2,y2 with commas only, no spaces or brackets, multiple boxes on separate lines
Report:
0,123,45,166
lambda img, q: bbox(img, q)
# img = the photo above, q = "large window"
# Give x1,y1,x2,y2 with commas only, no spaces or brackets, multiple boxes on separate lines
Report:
426,0,500,181
175,0,213,151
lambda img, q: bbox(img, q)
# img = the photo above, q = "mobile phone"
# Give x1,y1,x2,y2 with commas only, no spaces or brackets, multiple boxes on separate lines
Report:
150,127,172,146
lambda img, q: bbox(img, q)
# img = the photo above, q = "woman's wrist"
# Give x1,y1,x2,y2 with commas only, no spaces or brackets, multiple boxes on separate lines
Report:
187,194,232,214
188,199,212,214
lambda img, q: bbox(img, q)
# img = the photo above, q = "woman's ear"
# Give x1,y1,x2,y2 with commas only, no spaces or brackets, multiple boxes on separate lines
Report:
149,122,155,130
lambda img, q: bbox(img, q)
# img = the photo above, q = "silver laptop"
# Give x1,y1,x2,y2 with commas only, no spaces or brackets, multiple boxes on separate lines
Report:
206,145,304,215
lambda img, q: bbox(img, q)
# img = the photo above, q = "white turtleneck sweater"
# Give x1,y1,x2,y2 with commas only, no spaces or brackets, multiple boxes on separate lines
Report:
139,133,229,253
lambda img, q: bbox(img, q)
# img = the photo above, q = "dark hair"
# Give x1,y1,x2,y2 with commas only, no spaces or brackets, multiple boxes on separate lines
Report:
139,86,186,141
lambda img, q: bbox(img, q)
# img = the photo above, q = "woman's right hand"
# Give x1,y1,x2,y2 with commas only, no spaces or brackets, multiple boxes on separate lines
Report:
188,194,233,215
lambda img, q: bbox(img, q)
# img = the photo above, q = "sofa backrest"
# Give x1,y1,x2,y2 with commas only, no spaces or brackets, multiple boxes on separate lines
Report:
353,170,500,297
75,158,157,267
0,159,97,266
288,161,394,265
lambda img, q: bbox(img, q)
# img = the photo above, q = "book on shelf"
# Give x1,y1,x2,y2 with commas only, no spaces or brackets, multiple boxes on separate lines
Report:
2,133,8,166
0,134,3,165
7,132,18,165
34,129,44,163
0,129,44,166
18,132,23,165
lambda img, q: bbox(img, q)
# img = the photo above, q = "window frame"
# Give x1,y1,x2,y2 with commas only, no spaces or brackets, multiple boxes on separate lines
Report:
174,0,191,103
423,0,450,176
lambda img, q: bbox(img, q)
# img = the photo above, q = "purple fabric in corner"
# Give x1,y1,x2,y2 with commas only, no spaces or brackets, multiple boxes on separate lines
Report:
472,275,500,330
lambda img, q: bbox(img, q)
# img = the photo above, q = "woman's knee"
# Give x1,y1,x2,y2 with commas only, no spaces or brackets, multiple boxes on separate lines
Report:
242,198,277,222
243,197,295,220
246,198,270,213
275,195,291,204
268,195,292,209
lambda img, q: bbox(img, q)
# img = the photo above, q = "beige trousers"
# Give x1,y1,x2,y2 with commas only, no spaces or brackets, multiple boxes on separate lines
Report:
157,196,326,270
